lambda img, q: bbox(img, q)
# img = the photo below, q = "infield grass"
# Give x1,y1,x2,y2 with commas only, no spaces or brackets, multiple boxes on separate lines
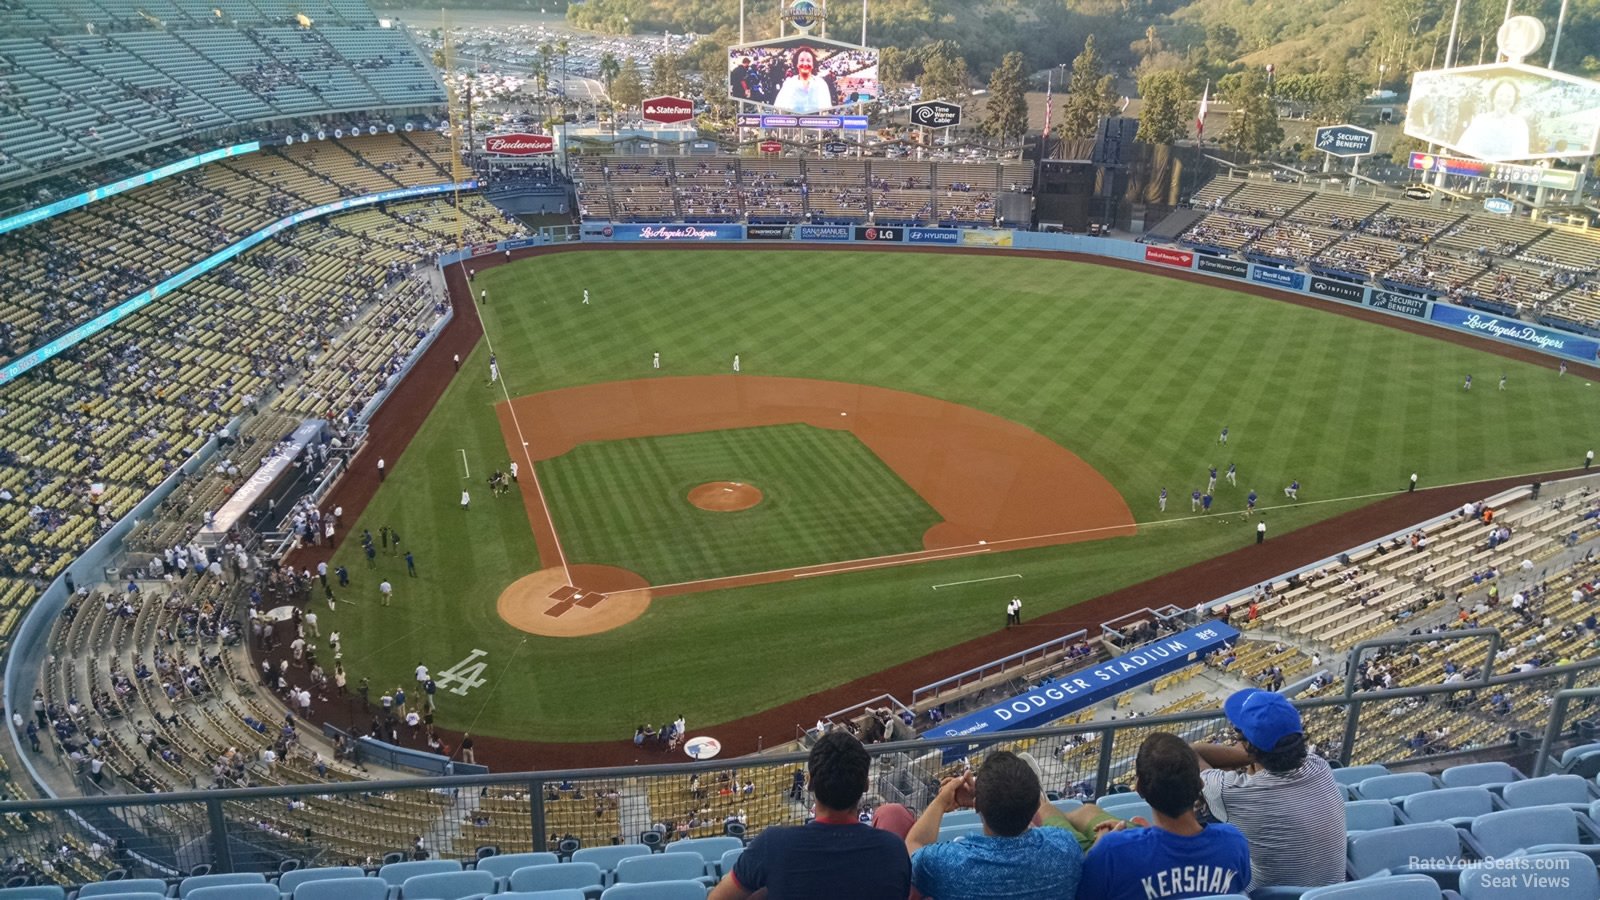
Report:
320,248,1598,742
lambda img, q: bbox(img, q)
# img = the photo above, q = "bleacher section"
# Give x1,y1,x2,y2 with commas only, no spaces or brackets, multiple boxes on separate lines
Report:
572,155,1030,226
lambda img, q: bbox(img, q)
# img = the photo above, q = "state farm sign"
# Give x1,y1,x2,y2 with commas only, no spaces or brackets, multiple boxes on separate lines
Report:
484,133,555,155
641,96,695,125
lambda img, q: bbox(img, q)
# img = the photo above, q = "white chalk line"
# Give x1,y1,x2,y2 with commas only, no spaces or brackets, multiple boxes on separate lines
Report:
932,573,1023,590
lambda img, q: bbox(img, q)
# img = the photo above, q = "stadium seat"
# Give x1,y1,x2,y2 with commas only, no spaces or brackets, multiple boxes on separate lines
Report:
597,883,706,900
1333,765,1392,787
0,889,65,900
716,850,741,880
939,809,980,827
179,874,267,899
279,868,365,899
1558,742,1600,769
474,854,560,890
664,838,743,876
1441,762,1525,789
1399,786,1499,826
75,893,164,900
614,855,714,887
1347,821,1465,880
188,886,279,900
1459,850,1600,898
1501,775,1593,810
571,847,653,885
937,822,984,842
1345,799,1401,832
377,862,460,899
292,881,384,900
80,881,167,898
1300,874,1444,899
1049,798,1084,816
1465,805,1600,860
496,893,586,900
507,864,604,897
399,871,493,900
1353,772,1439,802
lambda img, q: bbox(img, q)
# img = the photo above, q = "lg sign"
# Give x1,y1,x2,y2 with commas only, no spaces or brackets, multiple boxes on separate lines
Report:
484,133,554,155
641,96,695,125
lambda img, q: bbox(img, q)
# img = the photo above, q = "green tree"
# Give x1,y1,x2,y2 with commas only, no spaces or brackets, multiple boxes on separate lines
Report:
1059,35,1117,139
980,51,1030,144
917,41,971,104
598,52,622,92
879,45,913,84
649,53,687,96
1220,67,1283,157
1135,69,1194,144
611,58,645,113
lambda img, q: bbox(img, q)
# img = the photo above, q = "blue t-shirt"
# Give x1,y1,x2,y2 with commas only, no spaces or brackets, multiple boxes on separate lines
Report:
912,826,1084,900
731,819,909,900
1078,823,1251,900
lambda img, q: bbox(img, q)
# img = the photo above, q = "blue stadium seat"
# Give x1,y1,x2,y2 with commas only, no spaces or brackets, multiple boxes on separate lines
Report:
1459,850,1600,898
570,847,653,886
1098,791,1148,811
0,889,65,900
80,881,167,898
1345,799,1401,833
187,885,281,900
1333,764,1392,786
1465,805,1600,860
1347,822,1465,880
292,881,384,900
1558,742,1600,769
1399,786,1499,826
664,838,743,877
1300,874,1444,899
376,863,460,900
399,871,494,900
597,882,706,900
1501,775,1593,810
76,893,164,900
1049,798,1084,816
937,822,984,842
279,867,365,900
716,850,741,881
938,809,980,827
613,855,712,887
474,854,560,891
496,893,587,900
178,874,267,899
1440,762,1525,790
507,864,604,897
1353,772,1439,802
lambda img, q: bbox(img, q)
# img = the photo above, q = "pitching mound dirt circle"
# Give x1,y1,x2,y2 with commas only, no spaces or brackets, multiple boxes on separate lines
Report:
496,564,653,637
687,481,763,512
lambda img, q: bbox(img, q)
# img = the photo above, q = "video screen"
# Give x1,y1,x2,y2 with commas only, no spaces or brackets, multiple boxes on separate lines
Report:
728,36,878,115
1406,63,1600,161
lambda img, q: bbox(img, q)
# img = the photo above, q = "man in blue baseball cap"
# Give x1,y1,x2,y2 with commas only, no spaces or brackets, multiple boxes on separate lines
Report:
1190,688,1346,891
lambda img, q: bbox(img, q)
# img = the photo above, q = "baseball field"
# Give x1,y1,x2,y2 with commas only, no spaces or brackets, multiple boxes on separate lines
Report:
315,247,1595,748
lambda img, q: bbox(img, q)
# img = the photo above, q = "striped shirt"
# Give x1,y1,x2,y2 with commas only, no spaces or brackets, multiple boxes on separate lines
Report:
1200,754,1346,889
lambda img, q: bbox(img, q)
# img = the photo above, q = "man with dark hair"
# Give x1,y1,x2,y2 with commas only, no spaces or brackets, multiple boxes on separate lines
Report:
1190,689,1345,890
904,751,1088,899
1080,732,1250,899
710,731,908,899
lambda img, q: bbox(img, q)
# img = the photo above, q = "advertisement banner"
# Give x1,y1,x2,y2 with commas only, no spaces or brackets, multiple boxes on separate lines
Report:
1144,246,1194,268
641,96,695,125
746,224,794,240
854,225,903,242
961,230,1014,247
728,35,879,115
796,224,852,241
906,227,960,245
1368,291,1429,318
1196,254,1248,278
1250,265,1307,291
1405,62,1600,162
1308,276,1367,304
607,224,744,242
1429,304,1600,360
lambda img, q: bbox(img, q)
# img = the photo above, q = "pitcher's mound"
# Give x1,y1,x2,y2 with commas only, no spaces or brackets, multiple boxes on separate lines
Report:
497,565,653,637
688,481,763,512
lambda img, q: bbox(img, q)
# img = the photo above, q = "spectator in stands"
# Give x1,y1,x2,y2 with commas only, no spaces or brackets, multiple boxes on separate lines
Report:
904,750,1085,899
1081,732,1250,898
709,731,909,899
1190,689,1345,890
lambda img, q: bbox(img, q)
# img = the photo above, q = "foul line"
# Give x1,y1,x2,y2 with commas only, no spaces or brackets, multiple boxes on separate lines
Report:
458,448,470,479
932,573,1023,590
462,260,571,586
791,548,991,578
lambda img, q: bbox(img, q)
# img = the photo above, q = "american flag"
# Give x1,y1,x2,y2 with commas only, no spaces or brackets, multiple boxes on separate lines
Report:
1196,80,1210,139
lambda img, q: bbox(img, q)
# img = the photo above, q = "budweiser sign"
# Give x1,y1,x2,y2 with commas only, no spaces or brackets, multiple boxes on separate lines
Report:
484,133,555,155
641,96,695,125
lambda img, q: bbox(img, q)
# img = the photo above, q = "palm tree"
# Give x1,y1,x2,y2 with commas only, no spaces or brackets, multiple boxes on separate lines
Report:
599,52,620,93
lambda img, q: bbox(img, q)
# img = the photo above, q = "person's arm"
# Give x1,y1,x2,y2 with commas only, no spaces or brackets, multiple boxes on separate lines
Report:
708,873,753,900
1190,741,1252,771
906,774,972,854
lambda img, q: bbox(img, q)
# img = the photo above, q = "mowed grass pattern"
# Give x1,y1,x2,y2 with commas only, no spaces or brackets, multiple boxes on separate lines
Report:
315,249,1600,741
538,424,941,583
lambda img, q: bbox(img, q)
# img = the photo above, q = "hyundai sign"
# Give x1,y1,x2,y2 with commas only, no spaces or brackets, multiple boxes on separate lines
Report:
911,100,962,128
1314,124,1376,158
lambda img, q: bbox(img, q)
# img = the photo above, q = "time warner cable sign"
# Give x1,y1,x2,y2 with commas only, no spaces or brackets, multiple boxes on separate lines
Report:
928,622,1240,757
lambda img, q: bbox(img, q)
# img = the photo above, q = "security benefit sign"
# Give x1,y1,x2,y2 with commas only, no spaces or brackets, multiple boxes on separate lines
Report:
928,622,1241,755
1314,124,1376,158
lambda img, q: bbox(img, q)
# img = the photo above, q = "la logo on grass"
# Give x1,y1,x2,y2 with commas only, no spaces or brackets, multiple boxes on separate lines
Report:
436,649,489,696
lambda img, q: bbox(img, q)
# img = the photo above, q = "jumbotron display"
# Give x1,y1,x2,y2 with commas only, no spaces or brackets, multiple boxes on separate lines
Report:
728,35,878,114
1406,63,1600,161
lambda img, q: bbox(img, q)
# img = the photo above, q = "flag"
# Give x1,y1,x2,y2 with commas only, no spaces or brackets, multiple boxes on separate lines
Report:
1042,76,1053,139
1196,80,1210,139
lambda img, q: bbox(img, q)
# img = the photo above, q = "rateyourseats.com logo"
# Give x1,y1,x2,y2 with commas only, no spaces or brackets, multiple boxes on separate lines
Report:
1410,854,1575,889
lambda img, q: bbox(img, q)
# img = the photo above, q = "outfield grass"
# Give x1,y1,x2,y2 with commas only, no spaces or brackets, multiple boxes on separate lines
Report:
319,249,1597,742
538,424,940,584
